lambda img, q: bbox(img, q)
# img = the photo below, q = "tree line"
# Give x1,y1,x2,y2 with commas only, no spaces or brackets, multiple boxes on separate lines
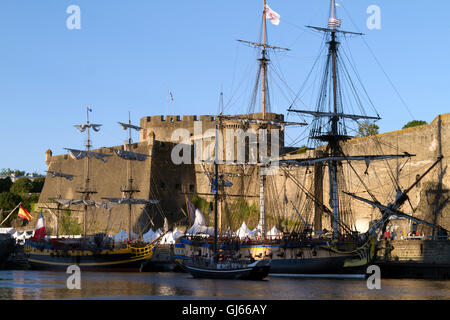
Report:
0,172,45,225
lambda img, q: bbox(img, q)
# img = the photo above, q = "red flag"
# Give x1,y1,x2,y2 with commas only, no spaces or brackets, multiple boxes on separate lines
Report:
18,206,32,221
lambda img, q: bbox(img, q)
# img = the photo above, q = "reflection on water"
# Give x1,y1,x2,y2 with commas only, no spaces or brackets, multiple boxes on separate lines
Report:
0,270,449,300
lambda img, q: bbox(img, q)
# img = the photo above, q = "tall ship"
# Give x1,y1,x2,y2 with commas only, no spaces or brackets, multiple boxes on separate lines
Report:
24,108,159,271
175,0,448,275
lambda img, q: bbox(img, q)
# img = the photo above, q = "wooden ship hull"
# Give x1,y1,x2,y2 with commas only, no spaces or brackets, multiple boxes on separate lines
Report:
24,240,154,272
175,236,376,275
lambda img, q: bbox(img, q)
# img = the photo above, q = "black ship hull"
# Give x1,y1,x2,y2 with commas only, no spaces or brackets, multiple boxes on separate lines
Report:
184,260,271,280
176,236,375,275
0,236,15,269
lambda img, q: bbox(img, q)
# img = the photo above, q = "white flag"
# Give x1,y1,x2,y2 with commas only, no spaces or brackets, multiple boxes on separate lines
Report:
265,4,280,26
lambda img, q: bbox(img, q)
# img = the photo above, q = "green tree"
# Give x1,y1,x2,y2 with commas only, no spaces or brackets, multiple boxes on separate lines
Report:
357,121,379,137
32,177,45,193
0,177,12,193
59,210,82,235
0,192,22,219
402,120,427,129
10,178,34,194
0,168,25,177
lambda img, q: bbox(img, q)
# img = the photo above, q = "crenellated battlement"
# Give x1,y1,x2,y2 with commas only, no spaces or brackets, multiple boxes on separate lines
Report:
139,113,285,143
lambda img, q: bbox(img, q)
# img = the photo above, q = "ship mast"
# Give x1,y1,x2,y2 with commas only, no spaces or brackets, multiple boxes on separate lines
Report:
77,108,98,239
213,116,220,253
261,0,268,119
121,112,140,242
285,0,415,240
237,1,289,118
329,0,341,240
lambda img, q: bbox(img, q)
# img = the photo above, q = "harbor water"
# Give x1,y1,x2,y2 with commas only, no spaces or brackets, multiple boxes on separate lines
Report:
0,270,449,300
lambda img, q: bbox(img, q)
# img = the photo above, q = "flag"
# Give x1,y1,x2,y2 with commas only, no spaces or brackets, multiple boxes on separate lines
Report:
86,104,93,112
18,206,32,221
169,92,174,101
223,179,233,187
265,4,280,26
210,179,218,194
187,200,196,226
31,210,47,240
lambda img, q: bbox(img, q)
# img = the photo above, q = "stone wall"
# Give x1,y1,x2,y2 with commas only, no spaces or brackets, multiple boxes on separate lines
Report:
37,113,449,236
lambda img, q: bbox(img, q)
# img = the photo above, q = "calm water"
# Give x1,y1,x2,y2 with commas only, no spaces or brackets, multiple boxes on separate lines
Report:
0,270,449,300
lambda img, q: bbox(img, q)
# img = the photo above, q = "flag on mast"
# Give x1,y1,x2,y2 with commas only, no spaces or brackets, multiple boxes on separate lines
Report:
169,92,174,101
31,210,47,240
17,205,32,221
87,104,93,112
265,4,280,26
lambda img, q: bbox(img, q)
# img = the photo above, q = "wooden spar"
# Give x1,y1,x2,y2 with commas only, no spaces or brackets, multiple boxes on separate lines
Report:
0,202,22,226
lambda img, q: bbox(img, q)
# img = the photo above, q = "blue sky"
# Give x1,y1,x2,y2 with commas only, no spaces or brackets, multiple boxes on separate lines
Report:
0,0,449,174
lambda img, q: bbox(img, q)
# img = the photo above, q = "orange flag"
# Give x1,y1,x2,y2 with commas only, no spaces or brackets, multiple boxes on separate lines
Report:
18,206,32,221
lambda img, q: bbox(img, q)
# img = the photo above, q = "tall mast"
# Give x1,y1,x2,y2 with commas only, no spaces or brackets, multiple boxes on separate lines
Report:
236,2,288,118
77,107,98,239
329,0,340,239
261,0,267,119
213,117,220,253
121,111,140,242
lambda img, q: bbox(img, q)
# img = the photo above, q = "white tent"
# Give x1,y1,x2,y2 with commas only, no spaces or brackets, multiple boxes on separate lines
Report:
172,228,184,241
222,227,234,237
113,229,137,242
267,226,282,239
160,232,173,244
0,228,16,235
249,220,265,238
186,209,214,236
143,229,157,243
236,222,252,239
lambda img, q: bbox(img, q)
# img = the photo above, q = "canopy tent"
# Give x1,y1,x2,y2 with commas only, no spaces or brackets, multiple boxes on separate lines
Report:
160,228,185,244
0,228,16,235
222,227,234,237
267,226,283,239
249,220,265,238
142,229,157,243
236,222,252,239
113,229,137,242
172,228,184,241
160,232,174,244
186,209,214,236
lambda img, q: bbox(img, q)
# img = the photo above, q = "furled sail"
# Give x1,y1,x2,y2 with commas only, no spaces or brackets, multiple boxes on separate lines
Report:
47,171,74,181
53,198,116,210
281,153,413,167
74,124,102,133
102,198,159,205
118,122,142,131
65,148,111,163
113,149,148,161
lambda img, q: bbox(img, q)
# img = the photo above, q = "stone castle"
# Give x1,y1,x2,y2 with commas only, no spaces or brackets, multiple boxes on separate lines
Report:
37,112,449,237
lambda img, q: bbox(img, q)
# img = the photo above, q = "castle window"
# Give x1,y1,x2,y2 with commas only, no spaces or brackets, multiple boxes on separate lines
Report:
160,182,166,190
189,184,195,192
175,183,181,191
